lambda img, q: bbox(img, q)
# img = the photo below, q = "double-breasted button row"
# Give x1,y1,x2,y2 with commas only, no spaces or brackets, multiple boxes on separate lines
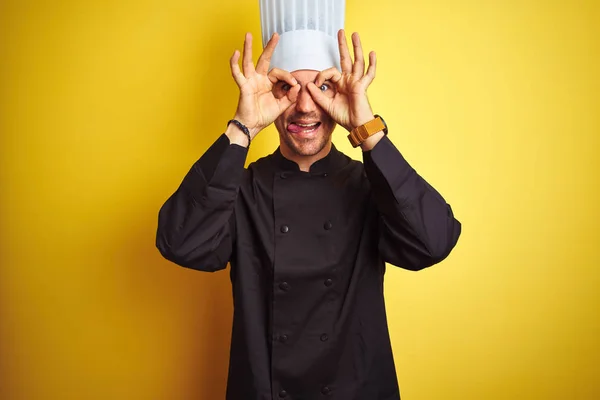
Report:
278,387,331,398
276,333,328,343
279,280,331,290
279,172,329,179
279,222,332,234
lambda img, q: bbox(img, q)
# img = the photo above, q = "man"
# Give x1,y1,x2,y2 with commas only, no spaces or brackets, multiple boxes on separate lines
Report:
156,4,461,399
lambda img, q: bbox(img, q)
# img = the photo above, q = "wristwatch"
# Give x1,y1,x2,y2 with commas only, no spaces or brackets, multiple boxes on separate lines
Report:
347,114,388,148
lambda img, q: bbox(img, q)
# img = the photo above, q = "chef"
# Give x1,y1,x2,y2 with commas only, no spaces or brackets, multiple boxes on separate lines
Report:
156,0,461,399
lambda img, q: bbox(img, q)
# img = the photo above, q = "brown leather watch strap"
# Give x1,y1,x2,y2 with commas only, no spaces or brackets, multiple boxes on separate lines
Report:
347,116,387,148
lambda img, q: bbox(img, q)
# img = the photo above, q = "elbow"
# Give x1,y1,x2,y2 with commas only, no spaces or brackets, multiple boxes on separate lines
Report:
156,233,185,267
387,247,453,272
421,217,462,269
384,218,462,271
155,230,227,272
381,243,438,271
392,252,441,271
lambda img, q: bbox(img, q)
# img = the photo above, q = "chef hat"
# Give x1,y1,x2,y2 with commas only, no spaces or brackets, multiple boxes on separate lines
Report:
259,0,345,72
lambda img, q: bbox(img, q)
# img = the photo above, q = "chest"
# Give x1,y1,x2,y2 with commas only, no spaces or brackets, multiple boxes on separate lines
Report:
236,169,371,272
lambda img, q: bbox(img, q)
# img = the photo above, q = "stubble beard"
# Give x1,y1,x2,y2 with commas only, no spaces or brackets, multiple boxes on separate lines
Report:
280,129,332,157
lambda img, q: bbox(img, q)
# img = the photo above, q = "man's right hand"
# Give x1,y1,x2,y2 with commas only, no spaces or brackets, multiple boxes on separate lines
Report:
228,32,300,144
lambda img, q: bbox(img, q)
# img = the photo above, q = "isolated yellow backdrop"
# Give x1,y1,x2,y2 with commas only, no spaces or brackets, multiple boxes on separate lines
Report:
1,1,598,399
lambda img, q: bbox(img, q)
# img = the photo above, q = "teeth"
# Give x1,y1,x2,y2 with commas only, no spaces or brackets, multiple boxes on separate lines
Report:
297,123,318,127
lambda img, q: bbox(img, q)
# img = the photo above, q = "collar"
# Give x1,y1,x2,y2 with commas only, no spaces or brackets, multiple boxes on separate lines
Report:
271,143,348,175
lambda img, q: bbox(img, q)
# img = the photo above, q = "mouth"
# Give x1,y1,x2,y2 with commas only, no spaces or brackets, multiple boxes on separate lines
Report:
287,121,322,136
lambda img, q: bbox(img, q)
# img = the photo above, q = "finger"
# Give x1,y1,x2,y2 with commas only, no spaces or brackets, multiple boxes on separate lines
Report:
361,51,377,86
242,32,255,77
306,82,332,111
351,32,365,77
337,29,353,74
315,67,342,87
277,84,301,112
256,33,279,75
230,50,246,86
267,68,298,86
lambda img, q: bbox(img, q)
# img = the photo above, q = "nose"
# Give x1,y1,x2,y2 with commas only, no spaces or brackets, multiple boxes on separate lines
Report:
295,85,317,113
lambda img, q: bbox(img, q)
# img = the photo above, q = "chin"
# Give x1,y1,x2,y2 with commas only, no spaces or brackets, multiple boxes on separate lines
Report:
282,132,331,157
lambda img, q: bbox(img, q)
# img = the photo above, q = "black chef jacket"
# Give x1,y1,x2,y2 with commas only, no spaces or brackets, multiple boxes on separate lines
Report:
156,133,461,400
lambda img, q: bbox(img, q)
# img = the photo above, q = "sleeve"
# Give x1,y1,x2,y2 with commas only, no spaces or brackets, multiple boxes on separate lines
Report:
363,136,462,271
155,134,248,272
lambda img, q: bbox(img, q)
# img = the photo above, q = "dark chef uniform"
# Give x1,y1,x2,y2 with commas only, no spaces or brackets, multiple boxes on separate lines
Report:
156,133,461,400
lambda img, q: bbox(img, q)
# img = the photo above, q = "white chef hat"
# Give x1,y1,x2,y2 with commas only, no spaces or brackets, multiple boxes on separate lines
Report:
259,0,345,72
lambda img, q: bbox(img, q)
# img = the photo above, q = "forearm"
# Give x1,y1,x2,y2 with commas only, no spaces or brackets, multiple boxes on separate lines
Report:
360,130,385,151
156,133,248,270
225,123,250,148
364,136,461,269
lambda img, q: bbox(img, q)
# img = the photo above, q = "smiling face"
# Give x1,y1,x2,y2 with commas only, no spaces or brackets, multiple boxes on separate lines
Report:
273,70,337,160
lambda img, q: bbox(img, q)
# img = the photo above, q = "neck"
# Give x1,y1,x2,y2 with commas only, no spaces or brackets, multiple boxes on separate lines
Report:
279,141,333,172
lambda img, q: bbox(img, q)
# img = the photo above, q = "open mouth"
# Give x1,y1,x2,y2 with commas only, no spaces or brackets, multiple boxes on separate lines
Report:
287,122,322,134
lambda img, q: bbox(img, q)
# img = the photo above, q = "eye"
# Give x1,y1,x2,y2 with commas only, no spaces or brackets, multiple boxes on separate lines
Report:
319,84,329,92
281,83,291,91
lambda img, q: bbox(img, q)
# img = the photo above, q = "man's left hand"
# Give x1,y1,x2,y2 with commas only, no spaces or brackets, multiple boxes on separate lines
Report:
307,30,377,133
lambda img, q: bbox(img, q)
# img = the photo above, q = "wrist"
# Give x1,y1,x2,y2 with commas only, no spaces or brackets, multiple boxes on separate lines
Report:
225,123,250,148
348,114,388,149
349,113,375,132
233,115,261,138
360,131,385,151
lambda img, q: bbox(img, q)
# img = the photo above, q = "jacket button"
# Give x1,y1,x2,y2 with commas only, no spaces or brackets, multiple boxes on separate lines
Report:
279,282,290,291
279,334,288,343
321,386,331,395
324,279,333,287
279,389,287,398
280,225,289,233
323,221,333,230
320,333,329,342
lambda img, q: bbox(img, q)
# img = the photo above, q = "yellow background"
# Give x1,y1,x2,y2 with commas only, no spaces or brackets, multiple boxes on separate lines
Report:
1,0,598,399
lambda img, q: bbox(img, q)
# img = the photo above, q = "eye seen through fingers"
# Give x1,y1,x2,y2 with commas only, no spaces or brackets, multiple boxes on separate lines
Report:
272,79,335,99
273,81,291,99
318,81,335,98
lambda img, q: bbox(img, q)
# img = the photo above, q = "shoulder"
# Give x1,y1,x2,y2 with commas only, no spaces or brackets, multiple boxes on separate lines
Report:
336,149,366,177
241,152,278,183
247,152,277,172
